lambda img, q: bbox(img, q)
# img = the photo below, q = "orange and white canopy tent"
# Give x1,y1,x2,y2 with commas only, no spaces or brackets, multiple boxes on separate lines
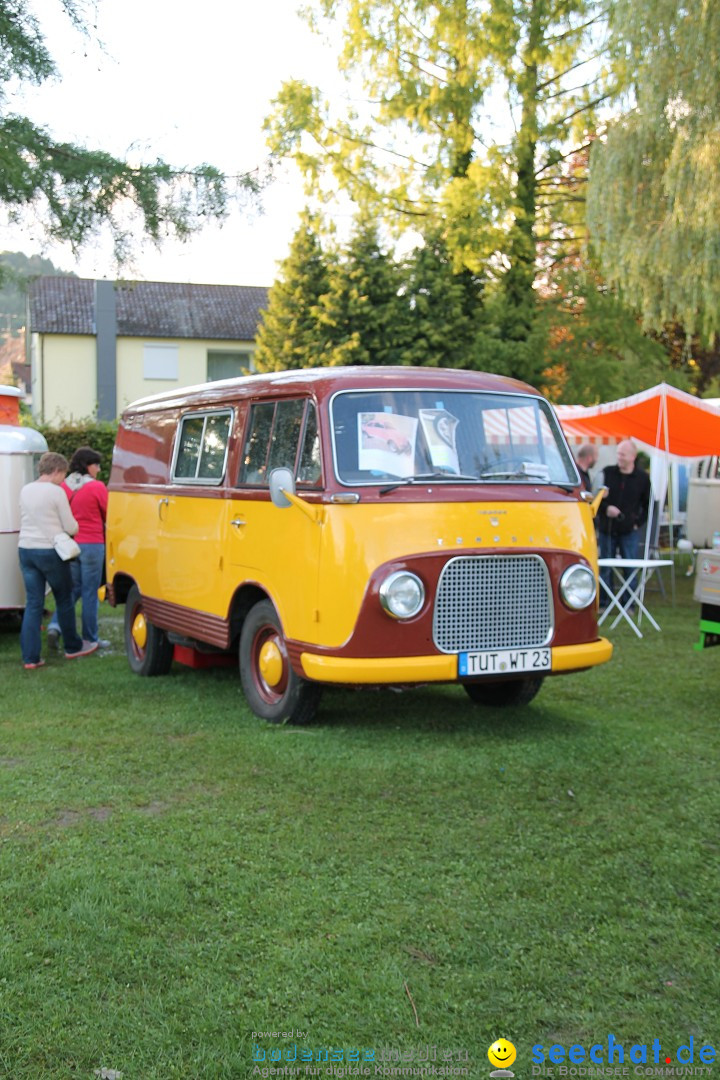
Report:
554,383,720,459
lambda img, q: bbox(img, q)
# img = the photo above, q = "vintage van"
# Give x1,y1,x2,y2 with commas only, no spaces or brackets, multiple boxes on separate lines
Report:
106,367,612,722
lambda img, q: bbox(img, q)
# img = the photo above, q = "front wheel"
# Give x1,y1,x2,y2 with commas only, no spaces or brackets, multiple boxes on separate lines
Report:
463,676,544,708
124,585,174,676
239,600,321,724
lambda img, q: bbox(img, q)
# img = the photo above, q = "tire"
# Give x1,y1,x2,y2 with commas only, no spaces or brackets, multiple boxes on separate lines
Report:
124,585,174,677
239,600,321,724
463,675,545,707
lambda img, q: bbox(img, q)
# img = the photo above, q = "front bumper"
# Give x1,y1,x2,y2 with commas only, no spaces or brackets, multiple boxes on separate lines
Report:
300,637,613,684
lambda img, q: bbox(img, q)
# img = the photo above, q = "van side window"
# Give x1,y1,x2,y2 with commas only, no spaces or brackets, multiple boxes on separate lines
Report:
239,400,322,487
241,402,275,484
268,400,305,473
298,405,322,485
173,410,232,484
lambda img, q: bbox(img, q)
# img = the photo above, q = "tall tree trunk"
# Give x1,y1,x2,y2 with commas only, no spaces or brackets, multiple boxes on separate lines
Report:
501,0,541,343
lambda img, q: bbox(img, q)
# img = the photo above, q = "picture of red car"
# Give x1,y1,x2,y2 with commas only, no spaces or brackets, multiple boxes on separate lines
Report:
361,417,411,454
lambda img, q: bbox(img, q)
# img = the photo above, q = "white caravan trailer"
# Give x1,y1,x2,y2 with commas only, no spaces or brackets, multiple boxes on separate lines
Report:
686,457,720,549
0,387,48,611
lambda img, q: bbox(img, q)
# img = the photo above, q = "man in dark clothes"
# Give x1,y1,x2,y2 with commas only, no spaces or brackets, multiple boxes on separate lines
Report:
597,439,651,598
574,444,597,492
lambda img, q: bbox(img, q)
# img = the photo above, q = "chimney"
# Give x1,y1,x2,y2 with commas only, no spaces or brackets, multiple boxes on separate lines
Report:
0,385,22,425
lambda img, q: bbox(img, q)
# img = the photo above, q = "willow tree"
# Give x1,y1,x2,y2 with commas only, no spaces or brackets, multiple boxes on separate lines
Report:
0,0,259,260
587,0,720,344
265,0,610,381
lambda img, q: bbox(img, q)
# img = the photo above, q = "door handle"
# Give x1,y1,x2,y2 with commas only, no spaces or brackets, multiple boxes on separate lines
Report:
158,497,169,520
231,518,246,528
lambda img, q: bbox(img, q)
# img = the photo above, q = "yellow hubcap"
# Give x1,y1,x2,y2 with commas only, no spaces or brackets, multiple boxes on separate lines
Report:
132,613,148,649
259,640,283,687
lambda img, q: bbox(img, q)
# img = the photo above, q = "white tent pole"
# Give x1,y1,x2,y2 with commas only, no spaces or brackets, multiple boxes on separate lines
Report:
644,388,667,561
637,389,667,626
661,386,676,603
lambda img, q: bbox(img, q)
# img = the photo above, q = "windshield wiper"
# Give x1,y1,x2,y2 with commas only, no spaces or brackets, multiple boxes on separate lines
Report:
379,472,479,495
479,462,552,482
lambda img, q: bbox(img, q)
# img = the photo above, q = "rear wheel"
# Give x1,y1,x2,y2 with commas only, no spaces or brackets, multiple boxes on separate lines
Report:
239,600,321,724
463,675,544,707
124,585,174,676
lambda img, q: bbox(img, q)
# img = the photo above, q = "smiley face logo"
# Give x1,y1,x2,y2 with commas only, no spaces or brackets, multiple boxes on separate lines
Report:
488,1039,517,1070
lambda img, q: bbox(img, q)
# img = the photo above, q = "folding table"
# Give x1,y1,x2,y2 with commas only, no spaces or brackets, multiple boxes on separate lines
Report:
597,558,674,638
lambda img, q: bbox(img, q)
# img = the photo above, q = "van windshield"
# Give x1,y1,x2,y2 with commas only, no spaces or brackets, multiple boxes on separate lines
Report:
331,389,578,487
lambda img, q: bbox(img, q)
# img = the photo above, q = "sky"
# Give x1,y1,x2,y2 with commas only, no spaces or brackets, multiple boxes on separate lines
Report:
3,0,348,287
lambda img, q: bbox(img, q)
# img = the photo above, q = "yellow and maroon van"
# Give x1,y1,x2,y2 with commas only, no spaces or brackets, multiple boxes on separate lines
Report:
106,367,612,722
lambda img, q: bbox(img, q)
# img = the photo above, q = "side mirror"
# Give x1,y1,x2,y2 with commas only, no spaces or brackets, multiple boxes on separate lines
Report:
269,467,296,508
588,486,608,518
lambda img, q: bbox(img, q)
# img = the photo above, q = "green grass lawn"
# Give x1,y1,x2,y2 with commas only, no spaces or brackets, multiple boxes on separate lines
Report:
0,567,717,1079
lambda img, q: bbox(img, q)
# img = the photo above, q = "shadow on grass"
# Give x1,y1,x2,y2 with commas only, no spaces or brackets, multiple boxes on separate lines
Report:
305,681,590,740
113,649,592,742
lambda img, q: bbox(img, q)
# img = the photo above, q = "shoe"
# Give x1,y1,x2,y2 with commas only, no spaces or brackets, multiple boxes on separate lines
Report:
47,627,60,650
23,660,46,670
96,639,111,649
65,640,99,660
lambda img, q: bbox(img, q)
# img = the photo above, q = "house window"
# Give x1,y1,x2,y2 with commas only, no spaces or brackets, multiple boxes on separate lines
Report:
144,344,179,380
207,350,253,381
172,410,233,484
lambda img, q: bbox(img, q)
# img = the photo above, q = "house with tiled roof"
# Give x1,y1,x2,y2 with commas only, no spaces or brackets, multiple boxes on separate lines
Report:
27,277,269,421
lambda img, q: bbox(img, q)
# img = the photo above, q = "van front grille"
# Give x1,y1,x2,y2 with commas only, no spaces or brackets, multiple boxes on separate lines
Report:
433,555,552,653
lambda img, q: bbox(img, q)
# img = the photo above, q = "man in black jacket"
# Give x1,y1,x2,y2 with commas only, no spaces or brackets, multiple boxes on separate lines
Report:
597,439,651,598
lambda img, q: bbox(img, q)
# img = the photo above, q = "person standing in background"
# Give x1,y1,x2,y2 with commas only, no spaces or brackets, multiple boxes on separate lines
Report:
47,446,109,650
574,444,597,492
596,439,651,598
18,452,98,668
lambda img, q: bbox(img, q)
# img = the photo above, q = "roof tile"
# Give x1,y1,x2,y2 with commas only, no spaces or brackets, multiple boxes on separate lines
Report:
28,277,269,341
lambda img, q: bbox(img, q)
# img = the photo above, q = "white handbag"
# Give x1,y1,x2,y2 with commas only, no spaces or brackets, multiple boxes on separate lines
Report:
53,532,81,561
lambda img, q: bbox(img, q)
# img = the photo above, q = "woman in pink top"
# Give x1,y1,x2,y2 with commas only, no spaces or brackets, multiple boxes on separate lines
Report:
47,446,109,649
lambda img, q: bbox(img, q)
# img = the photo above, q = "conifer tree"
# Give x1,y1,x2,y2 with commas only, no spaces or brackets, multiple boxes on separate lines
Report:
253,214,334,371
317,217,407,365
400,228,484,368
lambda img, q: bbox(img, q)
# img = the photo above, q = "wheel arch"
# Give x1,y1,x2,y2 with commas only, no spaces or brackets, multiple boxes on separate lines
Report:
108,572,136,607
228,583,272,650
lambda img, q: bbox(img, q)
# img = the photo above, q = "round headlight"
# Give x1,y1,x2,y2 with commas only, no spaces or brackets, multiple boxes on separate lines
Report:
560,564,596,610
379,571,425,619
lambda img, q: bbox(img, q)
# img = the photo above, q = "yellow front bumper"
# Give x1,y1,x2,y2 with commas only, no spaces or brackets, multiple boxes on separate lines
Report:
300,638,613,684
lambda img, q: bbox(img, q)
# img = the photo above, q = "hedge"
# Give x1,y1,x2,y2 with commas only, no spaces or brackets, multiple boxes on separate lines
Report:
26,419,119,483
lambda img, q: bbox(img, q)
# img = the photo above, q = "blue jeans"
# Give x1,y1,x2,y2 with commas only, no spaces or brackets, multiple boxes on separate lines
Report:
598,528,640,595
47,542,105,643
19,547,83,663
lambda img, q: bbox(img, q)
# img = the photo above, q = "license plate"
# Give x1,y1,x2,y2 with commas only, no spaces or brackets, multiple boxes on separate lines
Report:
458,647,551,677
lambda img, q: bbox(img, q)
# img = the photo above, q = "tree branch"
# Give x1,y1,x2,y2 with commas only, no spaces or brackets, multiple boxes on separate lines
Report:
536,140,594,175
536,51,605,93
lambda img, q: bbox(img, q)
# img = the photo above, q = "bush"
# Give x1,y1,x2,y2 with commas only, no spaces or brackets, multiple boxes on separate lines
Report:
30,419,118,481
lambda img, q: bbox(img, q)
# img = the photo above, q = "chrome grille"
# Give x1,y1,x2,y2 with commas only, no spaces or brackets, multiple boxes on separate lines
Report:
433,555,552,653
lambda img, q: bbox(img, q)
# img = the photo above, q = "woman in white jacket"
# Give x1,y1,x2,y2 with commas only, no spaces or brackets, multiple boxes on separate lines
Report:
18,452,98,669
